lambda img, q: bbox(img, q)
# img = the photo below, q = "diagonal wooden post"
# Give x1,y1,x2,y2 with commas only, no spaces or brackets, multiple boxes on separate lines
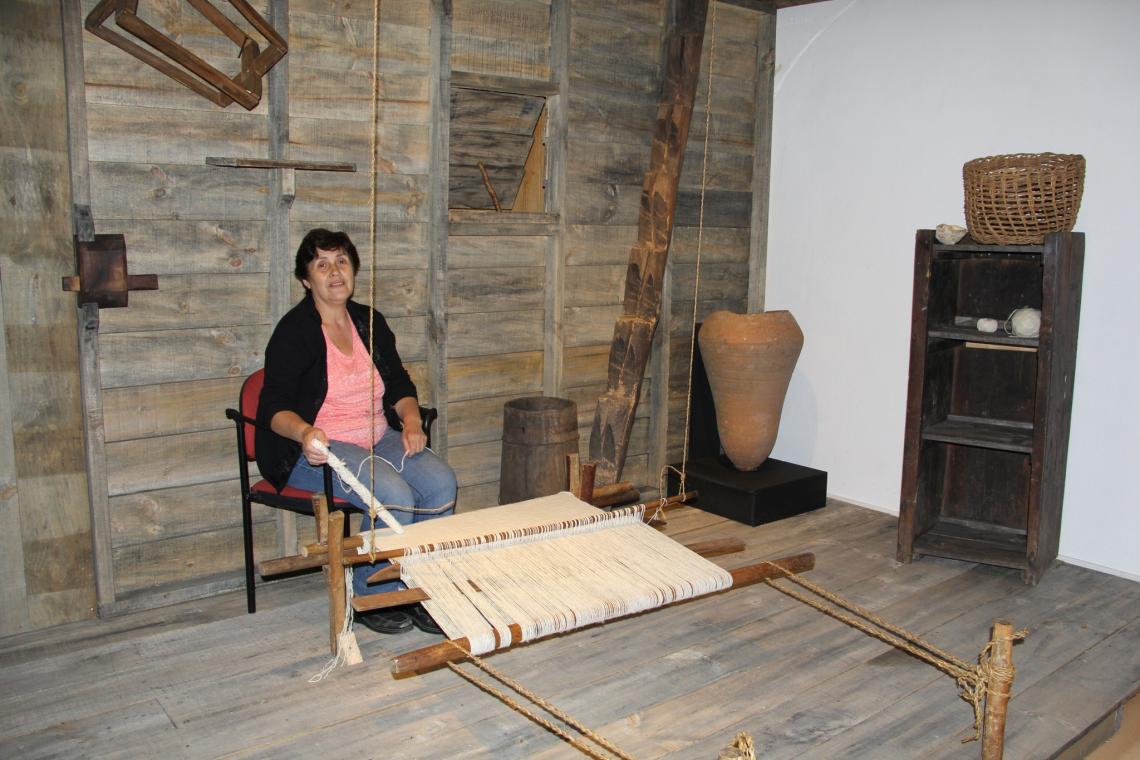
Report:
588,0,710,485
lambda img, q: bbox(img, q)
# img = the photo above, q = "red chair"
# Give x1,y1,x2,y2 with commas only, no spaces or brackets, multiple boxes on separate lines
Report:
225,369,437,613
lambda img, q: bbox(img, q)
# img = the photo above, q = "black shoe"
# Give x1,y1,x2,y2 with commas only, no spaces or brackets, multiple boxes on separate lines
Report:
356,608,413,634
406,604,444,635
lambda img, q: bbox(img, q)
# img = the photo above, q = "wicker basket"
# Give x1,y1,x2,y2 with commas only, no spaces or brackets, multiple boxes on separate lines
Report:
963,153,1085,244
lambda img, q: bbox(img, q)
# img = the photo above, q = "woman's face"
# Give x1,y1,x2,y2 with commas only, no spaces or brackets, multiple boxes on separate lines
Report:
303,247,355,306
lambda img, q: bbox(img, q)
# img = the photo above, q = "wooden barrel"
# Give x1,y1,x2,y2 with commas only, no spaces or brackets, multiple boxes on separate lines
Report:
499,397,579,504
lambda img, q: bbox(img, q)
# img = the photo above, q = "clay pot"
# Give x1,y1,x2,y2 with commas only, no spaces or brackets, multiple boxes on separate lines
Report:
698,310,804,471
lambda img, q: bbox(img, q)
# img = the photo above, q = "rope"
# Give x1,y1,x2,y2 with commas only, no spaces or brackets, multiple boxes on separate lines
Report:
659,0,718,502
309,568,360,682
760,561,1027,741
446,641,637,760
366,0,383,562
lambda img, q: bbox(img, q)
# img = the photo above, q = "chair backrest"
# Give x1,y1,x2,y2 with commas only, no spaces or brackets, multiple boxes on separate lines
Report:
239,369,265,461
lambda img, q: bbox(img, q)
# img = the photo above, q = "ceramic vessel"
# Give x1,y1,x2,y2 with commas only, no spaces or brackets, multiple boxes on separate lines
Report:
698,310,804,471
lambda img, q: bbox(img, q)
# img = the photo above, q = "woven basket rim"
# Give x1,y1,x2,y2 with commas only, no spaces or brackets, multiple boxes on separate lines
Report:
965,153,1085,170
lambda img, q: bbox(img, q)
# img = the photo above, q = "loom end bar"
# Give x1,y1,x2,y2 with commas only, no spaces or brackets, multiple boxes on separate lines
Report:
392,624,523,678
352,588,429,613
729,552,815,587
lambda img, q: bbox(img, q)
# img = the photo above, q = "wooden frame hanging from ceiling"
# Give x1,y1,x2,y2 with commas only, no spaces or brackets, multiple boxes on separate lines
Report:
84,0,287,110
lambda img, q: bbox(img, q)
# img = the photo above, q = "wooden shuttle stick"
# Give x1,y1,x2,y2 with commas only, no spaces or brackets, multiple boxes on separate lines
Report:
390,551,816,676
311,439,404,534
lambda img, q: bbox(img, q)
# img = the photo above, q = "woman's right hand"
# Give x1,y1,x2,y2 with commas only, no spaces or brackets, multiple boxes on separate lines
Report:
301,426,330,465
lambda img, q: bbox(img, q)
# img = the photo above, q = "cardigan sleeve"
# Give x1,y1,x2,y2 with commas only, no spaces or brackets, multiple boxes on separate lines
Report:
257,318,310,430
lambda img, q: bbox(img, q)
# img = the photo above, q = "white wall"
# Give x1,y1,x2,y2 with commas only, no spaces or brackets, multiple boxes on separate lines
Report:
767,0,1140,580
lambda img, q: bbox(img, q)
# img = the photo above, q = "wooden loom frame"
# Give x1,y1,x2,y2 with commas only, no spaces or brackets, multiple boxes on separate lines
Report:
260,473,1018,760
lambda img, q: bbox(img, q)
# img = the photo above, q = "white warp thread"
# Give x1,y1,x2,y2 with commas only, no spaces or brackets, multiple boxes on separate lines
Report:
397,505,733,655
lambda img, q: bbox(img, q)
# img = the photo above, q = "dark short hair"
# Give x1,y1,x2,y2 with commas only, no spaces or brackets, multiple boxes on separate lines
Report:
294,228,360,283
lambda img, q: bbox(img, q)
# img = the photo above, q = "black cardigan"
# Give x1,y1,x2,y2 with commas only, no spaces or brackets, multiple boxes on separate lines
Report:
255,295,417,491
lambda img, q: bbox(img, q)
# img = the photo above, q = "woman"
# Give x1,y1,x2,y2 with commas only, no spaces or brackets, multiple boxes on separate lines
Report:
256,228,456,635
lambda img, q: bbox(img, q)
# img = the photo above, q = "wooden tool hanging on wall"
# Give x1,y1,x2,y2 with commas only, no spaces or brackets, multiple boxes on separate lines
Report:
588,0,710,485
85,0,287,110
62,232,157,309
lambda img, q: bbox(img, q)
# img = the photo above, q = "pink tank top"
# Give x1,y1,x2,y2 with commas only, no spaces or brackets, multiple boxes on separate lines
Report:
313,326,388,449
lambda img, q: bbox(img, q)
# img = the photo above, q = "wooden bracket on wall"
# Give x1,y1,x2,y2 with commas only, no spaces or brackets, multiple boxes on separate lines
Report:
62,234,158,309
84,0,287,110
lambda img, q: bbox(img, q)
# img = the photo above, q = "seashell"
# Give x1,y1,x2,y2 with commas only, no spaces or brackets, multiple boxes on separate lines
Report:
935,224,967,245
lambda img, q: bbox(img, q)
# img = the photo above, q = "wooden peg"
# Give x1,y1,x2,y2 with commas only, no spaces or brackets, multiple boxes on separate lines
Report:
326,511,346,654
981,620,1016,760
567,453,581,497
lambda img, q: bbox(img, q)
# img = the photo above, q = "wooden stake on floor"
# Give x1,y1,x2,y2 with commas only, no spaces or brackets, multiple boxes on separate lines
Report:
981,620,1016,760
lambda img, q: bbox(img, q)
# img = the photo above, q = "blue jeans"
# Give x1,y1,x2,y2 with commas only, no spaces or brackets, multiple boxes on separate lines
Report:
287,426,456,597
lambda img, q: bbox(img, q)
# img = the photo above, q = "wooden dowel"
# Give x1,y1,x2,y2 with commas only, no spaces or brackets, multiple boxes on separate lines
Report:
981,620,1016,760
390,552,815,676
682,537,745,558
365,562,401,584
590,486,640,508
590,481,637,501
260,545,401,577
326,511,345,654
477,161,502,211
567,453,581,497
313,494,329,543
353,588,429,613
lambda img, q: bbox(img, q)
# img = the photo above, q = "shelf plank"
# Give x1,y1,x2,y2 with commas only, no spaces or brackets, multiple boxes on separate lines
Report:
205,157,356,172
927,321,1038,348
922,415,1033,453
447,209,558,236
932,236,1045,255
914,518,1028,570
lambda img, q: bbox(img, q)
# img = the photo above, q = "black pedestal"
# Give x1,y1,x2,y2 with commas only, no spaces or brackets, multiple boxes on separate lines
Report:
668,455,827,527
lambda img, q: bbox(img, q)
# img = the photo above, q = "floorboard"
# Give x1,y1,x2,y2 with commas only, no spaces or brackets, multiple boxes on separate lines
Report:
0,501,1136,759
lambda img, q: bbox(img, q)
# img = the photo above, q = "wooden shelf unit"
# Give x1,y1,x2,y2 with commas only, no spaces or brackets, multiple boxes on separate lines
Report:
896,230,1084,584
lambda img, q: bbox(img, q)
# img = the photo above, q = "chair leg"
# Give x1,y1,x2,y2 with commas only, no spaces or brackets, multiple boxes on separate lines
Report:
241,494,256,614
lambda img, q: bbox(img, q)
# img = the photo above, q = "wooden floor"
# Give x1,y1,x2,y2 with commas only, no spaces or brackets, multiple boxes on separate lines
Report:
1,500,1137,759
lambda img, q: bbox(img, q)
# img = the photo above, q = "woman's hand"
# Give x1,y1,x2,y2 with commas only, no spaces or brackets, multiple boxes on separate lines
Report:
301,425,330,465
394,397,425,456
401,419,426,455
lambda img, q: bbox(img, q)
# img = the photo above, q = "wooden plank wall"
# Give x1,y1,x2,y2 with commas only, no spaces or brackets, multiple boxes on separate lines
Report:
0,0,95,634
51,0,771,614
445,0,551,508
78,0,435,610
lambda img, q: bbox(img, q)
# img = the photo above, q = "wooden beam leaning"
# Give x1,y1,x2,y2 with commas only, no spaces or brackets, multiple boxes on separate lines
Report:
391,551,815,676
588,0,711,485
